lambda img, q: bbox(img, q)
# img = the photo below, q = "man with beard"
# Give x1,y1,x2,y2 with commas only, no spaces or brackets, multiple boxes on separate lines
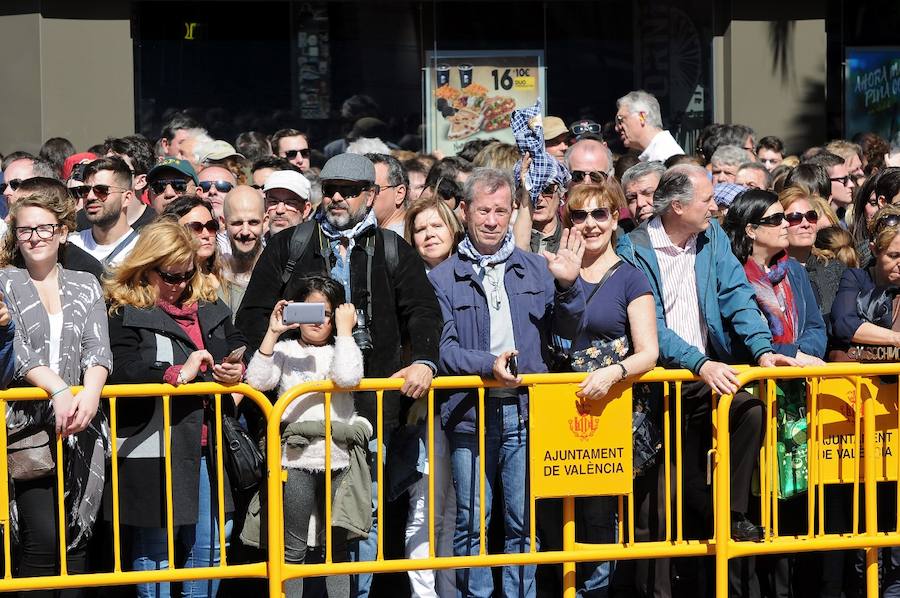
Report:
68,156,140,267
235,154,442,597
221,185,266,315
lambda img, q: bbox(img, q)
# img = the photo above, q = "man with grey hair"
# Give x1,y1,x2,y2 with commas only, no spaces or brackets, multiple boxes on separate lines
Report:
429,167,584,598
3,154,58,215
735,161,771,190
615,91,685,162
617,164,796,596
710,145,748,184
365,153,409,235
565,139,613,187
621,161,666,223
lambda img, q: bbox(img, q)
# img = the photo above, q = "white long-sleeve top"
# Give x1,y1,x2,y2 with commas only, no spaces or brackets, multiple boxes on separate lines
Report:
245,336,369,471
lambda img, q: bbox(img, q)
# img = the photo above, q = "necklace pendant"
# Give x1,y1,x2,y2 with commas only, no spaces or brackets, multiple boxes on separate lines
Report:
491,288,502,310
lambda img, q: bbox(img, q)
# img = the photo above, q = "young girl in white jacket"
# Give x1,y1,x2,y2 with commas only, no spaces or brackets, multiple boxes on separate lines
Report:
245,275,369,598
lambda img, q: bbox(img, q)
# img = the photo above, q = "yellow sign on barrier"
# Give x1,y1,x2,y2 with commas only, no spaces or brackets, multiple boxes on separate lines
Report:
815,377,899,483
530,382,632,498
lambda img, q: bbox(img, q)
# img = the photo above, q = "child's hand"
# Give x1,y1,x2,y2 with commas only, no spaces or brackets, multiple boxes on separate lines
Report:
334,304,357,337
268,300,300,336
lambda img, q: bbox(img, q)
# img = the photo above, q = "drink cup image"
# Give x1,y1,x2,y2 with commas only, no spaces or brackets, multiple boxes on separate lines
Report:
458,64,473,88
436,64,451,87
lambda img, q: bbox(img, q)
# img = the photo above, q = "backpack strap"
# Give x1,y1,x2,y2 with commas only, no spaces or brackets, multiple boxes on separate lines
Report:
281,222,317,287
382,229,400,280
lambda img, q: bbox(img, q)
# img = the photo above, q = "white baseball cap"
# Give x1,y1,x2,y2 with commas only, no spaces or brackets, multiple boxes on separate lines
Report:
263,170,311,200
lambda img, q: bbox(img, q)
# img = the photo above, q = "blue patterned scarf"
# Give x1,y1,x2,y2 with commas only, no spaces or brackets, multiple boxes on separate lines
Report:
457,229,516,268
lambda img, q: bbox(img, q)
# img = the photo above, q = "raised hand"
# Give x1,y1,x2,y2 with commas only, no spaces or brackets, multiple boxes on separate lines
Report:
268,300,300,336
542,227,585,289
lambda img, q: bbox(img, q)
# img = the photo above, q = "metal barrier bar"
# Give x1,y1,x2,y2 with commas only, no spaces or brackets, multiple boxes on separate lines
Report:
324,390,333,565
427,388,436,558
214,393,228,567
162,393,175,570
376,389,385,561
0,382,271,593
476,385,486,556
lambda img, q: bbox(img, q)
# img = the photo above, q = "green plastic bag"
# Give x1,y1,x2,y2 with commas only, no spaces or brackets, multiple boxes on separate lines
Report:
776,379,808,499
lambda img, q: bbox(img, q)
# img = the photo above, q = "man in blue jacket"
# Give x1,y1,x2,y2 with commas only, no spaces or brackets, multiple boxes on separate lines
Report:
617,164,797,596
429,167,585,598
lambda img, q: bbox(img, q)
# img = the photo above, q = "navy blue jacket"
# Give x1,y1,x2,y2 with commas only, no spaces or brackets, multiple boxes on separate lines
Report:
428,247,584,433
830,267,877,344
769,259,827,358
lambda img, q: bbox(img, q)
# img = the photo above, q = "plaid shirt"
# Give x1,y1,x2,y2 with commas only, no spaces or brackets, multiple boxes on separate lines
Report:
511,100,571,206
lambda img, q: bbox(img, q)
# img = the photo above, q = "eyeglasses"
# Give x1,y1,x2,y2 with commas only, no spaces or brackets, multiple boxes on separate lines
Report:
570,207,611,224
785,210,819,226
754,213,786,227
571,170,608,184
149,179,189,194
69,184,128,201
283,149,311,160
322,182,369,199
540,183,560,197
183,220,220,234
250,184,264,190
0,179,23,194
155,268,195,284
15,224,61,241
830,175,851,186
875,214,900,235
867,197,880,207
377,184,400,193
760,158,782,165
265,194,306,211
198,180,234,194
570,122,601,137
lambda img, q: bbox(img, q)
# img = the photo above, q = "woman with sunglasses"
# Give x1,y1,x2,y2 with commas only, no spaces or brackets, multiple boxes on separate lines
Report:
161,195,228,291
105,220,245,598
779,186,852,322
559,182,659,598
0,190,111,594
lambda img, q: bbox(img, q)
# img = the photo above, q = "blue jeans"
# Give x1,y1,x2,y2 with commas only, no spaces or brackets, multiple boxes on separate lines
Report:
348,428,392,598
450,399,535,598
576,497,617,598
131,456,234,598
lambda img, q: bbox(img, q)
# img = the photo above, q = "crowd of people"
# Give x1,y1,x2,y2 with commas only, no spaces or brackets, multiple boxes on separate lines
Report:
1,87,900,598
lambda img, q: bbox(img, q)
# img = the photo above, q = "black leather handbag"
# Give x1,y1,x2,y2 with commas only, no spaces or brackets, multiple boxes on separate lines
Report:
221,414,264,492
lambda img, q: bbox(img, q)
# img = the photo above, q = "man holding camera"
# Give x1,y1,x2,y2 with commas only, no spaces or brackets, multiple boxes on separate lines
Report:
428,167,585,598
235,152,442,596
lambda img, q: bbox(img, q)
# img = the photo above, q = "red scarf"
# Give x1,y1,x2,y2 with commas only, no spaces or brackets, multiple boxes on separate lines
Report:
743,252,797,345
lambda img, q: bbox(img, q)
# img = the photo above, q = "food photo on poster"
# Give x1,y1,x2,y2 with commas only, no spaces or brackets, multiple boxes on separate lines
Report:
424,51,546,154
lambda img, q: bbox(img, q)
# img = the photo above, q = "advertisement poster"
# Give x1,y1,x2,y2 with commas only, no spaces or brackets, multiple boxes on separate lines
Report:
424,51,546,155
844,47,900,139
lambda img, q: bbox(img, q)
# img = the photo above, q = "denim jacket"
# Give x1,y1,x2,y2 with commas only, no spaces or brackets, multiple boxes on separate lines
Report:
616,219,774,372
428,247,584,434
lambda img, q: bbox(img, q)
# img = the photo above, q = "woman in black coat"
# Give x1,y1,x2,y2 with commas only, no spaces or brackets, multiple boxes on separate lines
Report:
104,220,245,598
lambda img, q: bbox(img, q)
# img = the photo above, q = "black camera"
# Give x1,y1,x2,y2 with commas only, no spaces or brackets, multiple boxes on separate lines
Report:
352,308,374,353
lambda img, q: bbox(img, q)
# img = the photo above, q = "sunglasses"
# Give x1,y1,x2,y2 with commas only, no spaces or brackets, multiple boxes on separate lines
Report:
69,184,128,201
571,170,608,184
755,213,786,227
183,220,220,234
14,223,61,241
570,207,611,224
198,180,234,194
0,179,23,194
875,214,900,235
322,182,369,199
250,184,264,190
829,175,851,186
540,183,560,196
149,179,190,194
785,210,819,226
570,123,601,137
155,267,195,284
283,149,311,160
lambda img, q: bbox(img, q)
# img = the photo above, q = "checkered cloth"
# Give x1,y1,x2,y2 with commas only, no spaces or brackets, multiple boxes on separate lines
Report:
511,100,571,207
714,182,748,208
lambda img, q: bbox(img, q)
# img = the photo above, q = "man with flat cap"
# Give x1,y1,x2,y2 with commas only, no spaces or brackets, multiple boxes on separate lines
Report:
235,154,442,594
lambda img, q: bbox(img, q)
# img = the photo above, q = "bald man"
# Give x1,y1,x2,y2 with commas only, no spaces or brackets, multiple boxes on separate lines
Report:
565,139,613,188
222,185,267,315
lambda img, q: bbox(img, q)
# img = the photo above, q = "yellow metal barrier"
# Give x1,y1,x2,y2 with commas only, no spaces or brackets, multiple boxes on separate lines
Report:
715,363,900,598
0,382,271,593
266,370,719,598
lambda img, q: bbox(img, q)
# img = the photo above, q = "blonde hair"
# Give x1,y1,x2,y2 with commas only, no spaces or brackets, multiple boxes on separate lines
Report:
562,180,626,228
0,191,76,268
472,142,520,171
404,195,464,249
778,185,827,213
813,226,859,268
105,220,217,313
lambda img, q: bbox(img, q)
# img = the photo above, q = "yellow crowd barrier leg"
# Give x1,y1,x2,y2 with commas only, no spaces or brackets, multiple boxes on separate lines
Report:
714,392,732,598
0,398,11,579
562,496,575,598
863,381,879,598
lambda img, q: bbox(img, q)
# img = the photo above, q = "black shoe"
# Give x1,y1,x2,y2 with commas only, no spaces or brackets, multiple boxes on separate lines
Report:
731,514,763,542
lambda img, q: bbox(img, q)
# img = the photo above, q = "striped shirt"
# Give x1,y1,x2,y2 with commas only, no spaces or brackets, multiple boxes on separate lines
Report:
647,217,708,353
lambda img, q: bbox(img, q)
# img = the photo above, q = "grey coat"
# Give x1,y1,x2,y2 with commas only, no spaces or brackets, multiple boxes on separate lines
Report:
0,265,113,550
